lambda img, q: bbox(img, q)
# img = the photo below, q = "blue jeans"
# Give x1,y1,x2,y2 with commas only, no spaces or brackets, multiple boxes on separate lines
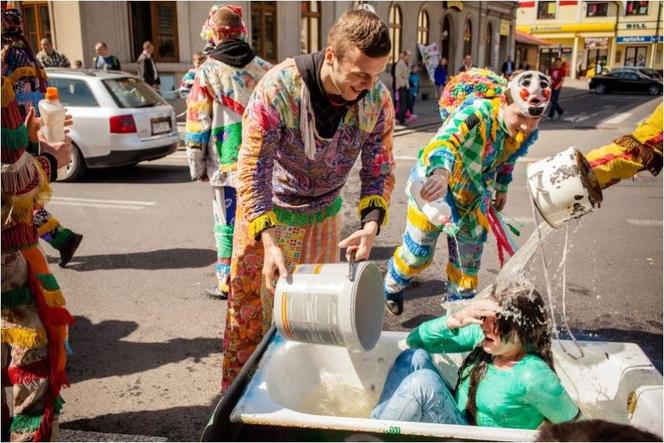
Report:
370,349,469,425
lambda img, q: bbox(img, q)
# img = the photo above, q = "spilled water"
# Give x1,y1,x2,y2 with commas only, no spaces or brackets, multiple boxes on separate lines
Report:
298,370,379,418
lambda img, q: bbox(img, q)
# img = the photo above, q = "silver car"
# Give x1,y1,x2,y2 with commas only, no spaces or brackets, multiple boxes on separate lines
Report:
46,68,178,181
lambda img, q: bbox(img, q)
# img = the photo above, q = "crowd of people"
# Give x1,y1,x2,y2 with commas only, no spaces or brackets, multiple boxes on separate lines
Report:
2,1,662,442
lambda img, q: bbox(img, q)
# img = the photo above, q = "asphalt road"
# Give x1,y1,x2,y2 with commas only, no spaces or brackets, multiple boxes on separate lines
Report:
47,92,661,441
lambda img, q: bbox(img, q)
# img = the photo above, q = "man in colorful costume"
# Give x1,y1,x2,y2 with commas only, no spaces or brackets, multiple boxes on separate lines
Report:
1,3,83,268
185,4,271,299
586,103,662,189
1,4,74,440
383,69,551,315
221,9,395,392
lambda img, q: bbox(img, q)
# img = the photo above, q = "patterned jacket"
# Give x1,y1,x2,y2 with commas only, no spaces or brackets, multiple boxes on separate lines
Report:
418,97,538,238
239,58,396,238
184,56,271,186
36,50,70,68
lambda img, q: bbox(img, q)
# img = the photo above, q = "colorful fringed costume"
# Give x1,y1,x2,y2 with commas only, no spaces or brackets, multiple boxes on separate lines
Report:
586,103,662,189
221,55,395,392
385,69,539,302
2,20,82,268
185,39,271,296
1,37,73,443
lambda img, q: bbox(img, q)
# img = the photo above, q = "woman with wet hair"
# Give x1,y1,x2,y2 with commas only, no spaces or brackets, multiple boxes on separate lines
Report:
371,287,580,429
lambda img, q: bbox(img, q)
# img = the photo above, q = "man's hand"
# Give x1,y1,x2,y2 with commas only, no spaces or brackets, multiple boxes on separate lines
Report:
338,221,378,261
493,191,508,211
420,168,450,202
39,134,73,169
446,298,501,330
261,227,289,292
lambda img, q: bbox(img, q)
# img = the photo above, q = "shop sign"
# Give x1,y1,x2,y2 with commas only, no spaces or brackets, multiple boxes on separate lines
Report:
585,37,609,49
619,22,655,31
616,35,653,44
523,22,614,33
500,19,510,36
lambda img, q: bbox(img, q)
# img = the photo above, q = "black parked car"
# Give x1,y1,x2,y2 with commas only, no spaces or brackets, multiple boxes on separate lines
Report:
589,69,663,95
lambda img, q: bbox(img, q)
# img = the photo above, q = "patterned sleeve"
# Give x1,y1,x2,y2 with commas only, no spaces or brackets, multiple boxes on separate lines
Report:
237,75,283,240
184,66,213,180
495,130,539,193
406,315,484,354
358,87,395,227
418,101,489,177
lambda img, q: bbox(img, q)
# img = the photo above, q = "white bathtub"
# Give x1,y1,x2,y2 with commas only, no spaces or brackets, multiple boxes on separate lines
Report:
227,331,663,441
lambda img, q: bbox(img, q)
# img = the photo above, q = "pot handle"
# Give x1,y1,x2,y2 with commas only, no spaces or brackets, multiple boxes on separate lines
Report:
348,250,356,282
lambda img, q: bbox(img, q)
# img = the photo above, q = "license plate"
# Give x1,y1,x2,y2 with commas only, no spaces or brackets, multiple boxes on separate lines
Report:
151,119,171,135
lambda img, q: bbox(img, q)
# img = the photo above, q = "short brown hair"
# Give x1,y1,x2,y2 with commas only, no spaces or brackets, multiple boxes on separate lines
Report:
212,5,242,30
327,9,391,60
536,420,661,442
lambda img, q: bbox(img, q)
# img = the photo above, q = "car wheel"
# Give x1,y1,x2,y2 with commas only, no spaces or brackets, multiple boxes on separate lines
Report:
58,143,87,182
648,84,661,96
595,83,607,94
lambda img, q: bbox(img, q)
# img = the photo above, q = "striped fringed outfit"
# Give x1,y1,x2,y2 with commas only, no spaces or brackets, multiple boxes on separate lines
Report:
586,103,662,189
221,56,395,392
184,50,271,294
385,98,538,302
2,63,73,441
2,39,81,261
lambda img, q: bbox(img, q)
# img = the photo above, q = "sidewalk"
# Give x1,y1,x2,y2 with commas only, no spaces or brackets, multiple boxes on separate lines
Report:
176,78,592,146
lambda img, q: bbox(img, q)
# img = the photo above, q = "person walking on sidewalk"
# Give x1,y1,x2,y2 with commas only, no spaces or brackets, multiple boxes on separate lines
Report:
185,4,271,299
136,41,160,91
221,9,395,392
407,64,420,121
93,42,121,71
548,57,564,120
395,50,411,125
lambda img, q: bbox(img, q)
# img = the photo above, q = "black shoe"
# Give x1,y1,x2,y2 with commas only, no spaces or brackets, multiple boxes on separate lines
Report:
59,233,83,268
206,286,228,300
385,298,404,316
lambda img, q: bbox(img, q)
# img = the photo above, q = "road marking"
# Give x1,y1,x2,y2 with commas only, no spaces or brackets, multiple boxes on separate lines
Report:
48,201,145,210
601,112,632,126
627,219,662,227
394,155,541,163
394,155,417,161
51,196,155,206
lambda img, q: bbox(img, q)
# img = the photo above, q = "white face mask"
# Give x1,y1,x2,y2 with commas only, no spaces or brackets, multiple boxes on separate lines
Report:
508,70,552,117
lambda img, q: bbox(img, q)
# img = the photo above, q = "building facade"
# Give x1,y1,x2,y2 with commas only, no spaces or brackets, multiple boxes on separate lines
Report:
516,0,663,77
19,1,518,98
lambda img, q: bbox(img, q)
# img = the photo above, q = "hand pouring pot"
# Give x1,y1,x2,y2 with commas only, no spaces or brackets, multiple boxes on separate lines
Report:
273,260,384,353
527,147,603,229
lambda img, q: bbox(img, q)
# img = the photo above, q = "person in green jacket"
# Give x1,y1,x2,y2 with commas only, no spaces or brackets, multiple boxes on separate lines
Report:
371,286,580,429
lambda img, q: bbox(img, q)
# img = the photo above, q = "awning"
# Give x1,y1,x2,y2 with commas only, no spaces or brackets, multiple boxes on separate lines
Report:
515,31,552,46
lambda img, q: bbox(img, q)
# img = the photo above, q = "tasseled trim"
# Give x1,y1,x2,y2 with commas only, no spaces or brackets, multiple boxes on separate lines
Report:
1,223,39,251
273,196,343,227
36,216,60,237
357,195,389,226
7,66,40,85
2,162,52,226
37,274,60,291
248,211,278,240
1,125,28,150
614,135,663,176
1,327,48,349
446,262,478,289
403,231,432,258
1,76,15,106
47,227,73,250
9,396,63,435
1,284,33,309
1,99,25,130
2,147,24,164
1,151,38,195
219,163,237,173
8,359,49,385
42,289,66,309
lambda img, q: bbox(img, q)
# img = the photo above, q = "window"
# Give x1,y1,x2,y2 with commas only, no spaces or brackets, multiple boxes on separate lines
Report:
129,2,179,62
389,3,402,64
624,46,648,66
625,1,648,15
47,78,98,107
463,19,472,59
586,2,609,16
300,1,321,54
485,23,493,67
441,15,452,62
251,1,278,63
20,2,51,53
103,77,165,109
417,9,430,45
537,1,557,19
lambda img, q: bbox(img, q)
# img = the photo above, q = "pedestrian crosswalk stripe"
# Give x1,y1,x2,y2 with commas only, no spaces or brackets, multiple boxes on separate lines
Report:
51,196,155,205
627,219,662,227
48,201,145,210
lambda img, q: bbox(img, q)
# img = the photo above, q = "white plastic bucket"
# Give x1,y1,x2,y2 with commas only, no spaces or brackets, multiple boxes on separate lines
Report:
273,261,384,352
527,147,603,229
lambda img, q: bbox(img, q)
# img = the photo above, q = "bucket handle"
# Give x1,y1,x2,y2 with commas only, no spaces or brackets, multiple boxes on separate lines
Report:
347,251,356,282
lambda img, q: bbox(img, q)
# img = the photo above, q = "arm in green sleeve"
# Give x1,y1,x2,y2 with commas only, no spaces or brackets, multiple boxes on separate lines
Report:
406,315,484,354
523,360,580,424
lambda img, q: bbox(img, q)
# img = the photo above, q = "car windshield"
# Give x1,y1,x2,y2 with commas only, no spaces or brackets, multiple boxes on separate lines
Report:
102,77,165,108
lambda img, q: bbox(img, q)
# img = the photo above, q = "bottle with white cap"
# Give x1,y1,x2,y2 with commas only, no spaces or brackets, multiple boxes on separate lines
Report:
406,176,458,235
38,87,66,143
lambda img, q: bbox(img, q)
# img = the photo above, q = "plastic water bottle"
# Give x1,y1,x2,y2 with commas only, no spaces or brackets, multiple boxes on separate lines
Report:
38,87,66,143
407,176,456,231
